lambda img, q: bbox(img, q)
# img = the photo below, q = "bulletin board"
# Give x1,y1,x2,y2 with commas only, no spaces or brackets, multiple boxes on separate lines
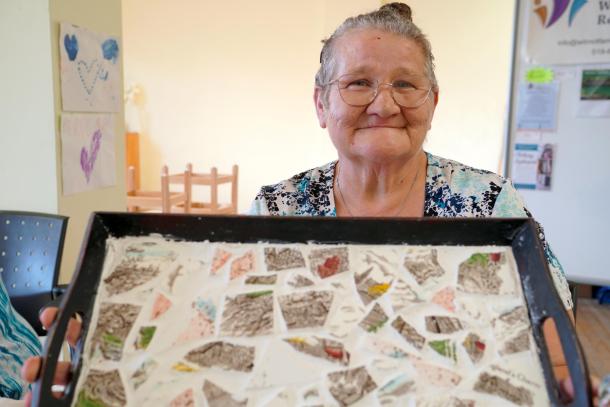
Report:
506,0,610,286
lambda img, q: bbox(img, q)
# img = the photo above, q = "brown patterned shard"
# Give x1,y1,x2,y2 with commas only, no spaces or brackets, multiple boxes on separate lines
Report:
498,306,528,325
404,249,445,285
474,372,533,406
264,247,306,271
103,258,160,296
327,366,377,406
355,276,391,305
288,274,315,288
284,336,350,365
309,247,349,279
501,328,530,355
130,359,157,390
220,291,274,337
203,380,247,407
278,291,333,329
462,333,485,363
76,369,126,407
391,316,425,350
185,341,255,372
245,274,277,285
91,303,141,361
359,303,388,333
458,252,505,294
425,316,464,334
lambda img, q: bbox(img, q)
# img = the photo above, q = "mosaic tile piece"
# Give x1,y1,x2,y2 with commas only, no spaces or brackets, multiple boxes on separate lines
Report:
245,274,277,285
404,248,445,285
90,303,141,361
103,258,160,296
284,336,350,365
327,366,377,406
474,372,534,406
150,293,171,320
130,359,157,390
391,316,425,350
75,369,126,407
425,316,464,334
184,341,255,372
462,333,485,363
203,380,247,407
264,247,306,271
429,339,457,362
458,252,505,295
431,286,456,312
309,247,349,279
221,291,273,337
210,248,232,275
169,388,194,407
359,303,389,333
288,274,315,288
230,251,255,280
278,290,333,329
134,326,156,350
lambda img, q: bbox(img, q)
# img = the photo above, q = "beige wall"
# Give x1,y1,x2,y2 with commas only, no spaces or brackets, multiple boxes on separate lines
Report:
49,0,126,282
122,0,379,213
123,1,515,213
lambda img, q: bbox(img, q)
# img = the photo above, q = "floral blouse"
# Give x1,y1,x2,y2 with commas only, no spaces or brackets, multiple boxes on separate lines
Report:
250,152,573,310
0,278,41,399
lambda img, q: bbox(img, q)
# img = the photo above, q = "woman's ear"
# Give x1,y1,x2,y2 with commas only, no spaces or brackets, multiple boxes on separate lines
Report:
314,87,327,129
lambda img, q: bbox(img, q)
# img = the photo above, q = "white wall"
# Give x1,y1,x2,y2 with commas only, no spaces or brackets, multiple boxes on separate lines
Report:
123,1,516,213
0,0,58,213
406,0,516,174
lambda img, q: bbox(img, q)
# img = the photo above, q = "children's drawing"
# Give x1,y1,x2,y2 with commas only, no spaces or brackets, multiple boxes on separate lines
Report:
61,114,115,195
60,23,121,112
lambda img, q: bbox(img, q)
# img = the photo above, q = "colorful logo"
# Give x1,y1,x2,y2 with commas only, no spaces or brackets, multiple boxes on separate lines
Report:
533,0,588,27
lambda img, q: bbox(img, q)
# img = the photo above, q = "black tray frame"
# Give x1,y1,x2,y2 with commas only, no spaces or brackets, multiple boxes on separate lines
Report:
34,213,591,406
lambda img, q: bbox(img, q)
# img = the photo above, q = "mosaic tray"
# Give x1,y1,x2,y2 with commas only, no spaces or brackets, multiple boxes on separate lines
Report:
34,214,590,406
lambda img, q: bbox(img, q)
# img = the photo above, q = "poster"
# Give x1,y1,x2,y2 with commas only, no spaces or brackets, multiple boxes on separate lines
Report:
61,114,116,195
577,67,610,117
526,0,610,65
516,82,559,130
60,23,121,112
511,142,555,191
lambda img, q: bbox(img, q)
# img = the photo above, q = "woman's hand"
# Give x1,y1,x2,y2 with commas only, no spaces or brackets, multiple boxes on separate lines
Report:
560,375,601,406
20,307,82,407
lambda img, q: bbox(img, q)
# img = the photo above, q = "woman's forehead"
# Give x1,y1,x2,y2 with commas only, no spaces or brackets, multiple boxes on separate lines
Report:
333,29,426,75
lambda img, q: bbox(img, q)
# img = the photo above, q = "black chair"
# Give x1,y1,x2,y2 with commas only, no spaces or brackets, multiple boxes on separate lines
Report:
0,211,68,335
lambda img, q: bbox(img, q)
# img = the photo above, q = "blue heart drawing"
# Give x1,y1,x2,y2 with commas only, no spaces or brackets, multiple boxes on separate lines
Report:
102,39,119,64
64,34,79,61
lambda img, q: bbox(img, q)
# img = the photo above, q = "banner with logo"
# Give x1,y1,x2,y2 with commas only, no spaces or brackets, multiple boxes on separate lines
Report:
526,0,610,64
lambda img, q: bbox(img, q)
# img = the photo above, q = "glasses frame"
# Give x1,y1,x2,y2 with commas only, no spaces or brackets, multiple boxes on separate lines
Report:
324,76,433,109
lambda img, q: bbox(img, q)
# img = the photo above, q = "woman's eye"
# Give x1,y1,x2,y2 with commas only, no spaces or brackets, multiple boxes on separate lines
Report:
346,79,372,88
393,80,415,89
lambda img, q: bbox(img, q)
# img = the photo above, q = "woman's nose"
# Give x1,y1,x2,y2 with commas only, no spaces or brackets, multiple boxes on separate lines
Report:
366,84,401,117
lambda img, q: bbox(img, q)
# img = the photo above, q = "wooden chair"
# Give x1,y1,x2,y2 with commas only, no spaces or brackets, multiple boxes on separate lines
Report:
180,164,238,214
126,165,191,213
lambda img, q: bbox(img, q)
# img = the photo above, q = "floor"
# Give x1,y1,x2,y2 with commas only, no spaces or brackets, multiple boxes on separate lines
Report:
576,299,610,378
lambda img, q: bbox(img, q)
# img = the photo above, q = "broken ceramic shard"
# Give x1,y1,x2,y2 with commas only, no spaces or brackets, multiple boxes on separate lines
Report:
104,258,160,296
278,290,333,329
129,358,157,390
462,333,485,363
134,326,156,350
264,247,306,271
203,380,247,407
76,369,126,407
230,250,256,280
150,292,171,320
428,339,457,362
90,303,140,361
221,290,274,337
327,366,377,406
425,315,464,334
245,274,277,285
309,247,349,278
404,248,445,285
184,341,255,372
283,336,350,365
359,303,389,333
169,388,194,407
288,274,315,288
210,248,232,275
391,316,426,350
474,372,533,406
458,252,505,295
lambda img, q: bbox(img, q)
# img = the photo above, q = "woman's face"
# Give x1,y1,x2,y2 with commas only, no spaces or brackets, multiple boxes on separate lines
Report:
315,29,438,164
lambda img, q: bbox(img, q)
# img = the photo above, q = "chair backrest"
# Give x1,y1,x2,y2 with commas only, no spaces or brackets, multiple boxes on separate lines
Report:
186,164,239,214
0,211,68,335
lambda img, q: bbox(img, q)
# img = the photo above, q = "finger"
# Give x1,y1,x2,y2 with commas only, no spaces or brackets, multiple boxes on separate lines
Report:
24,391,32,407
591,375,600,396
21,357,41,383
66,317,82,347
52,362,72,386
559,377,575,401
39,307,59,330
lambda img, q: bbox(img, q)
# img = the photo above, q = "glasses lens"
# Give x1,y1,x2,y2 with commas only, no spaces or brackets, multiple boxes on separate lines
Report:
334,75,431,107
337,78,375,106
393,88,430,108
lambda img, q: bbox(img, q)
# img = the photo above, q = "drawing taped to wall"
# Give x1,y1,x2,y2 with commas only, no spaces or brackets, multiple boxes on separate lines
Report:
60,23,121,112
61,114,116,195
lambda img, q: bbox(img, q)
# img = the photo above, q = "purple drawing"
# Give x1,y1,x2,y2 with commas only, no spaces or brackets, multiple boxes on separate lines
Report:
81,129,102,183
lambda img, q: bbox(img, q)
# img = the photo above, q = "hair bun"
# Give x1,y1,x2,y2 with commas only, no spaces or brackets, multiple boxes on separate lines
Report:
379,2,413,22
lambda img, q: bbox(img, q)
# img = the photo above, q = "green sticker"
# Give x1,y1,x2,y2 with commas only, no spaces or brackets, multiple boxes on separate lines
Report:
526,68,554,84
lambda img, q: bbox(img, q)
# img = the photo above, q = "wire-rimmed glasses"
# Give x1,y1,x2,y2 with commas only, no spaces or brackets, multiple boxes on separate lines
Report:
324,74,432,108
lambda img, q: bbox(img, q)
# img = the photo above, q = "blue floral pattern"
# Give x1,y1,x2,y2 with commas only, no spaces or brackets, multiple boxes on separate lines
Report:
250,152,573,309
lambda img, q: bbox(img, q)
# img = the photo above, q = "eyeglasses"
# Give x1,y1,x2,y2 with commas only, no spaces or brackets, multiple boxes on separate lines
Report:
324,75,432,108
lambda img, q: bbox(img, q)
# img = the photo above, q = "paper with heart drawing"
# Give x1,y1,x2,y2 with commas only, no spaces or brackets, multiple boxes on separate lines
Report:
60,22,121,112
61,113,115,195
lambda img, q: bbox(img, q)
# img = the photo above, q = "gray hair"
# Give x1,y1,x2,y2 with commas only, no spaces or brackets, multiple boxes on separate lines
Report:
315,3,438,101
